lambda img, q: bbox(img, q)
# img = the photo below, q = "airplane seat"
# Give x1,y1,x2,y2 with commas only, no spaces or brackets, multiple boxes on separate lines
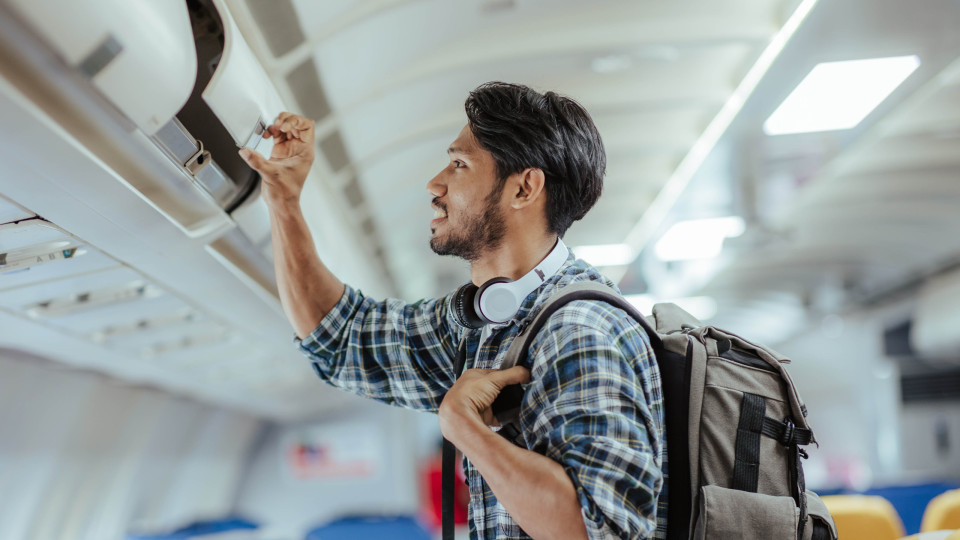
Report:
821,494,906,540
304,515,431,540
126,517,259,539
922,489,960,532
899,530,960,540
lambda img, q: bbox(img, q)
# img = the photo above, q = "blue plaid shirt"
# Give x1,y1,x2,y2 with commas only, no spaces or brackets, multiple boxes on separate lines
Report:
298,252,667,539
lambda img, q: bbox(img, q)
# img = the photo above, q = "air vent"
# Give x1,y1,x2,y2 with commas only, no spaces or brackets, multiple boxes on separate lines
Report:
883,320,914,357
243,0,305,58
901,369,960,403
286,58,332,122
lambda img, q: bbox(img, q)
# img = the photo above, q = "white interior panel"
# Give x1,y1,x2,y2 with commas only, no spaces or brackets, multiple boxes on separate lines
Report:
4,0,197,134
0,197,33,225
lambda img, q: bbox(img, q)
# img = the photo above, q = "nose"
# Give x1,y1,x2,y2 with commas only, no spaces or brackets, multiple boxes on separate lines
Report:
426,169,445,198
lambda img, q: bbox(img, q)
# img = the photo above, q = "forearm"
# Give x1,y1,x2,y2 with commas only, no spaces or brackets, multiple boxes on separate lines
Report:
451,416,588,540
267,200,344,338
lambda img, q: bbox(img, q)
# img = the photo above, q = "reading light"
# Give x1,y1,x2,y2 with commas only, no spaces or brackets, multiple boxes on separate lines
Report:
25,281,162,318
143,329,230,356
571,243,635,267
655,217,745,262
764,55,921,135
91,309,196,343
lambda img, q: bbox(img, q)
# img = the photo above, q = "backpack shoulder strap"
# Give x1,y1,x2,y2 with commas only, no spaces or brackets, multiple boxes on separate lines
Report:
499,281,661,372
492,282,661,428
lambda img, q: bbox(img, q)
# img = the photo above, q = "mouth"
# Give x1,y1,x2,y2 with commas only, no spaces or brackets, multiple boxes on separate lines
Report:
430,201,448,228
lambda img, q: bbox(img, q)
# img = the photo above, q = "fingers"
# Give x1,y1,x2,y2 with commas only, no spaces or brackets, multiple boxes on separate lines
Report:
490,366,531,387
268,112,315,144
237,147,276,176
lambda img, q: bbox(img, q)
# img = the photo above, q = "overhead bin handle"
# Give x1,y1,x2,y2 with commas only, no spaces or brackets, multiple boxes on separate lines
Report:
185,140,211,176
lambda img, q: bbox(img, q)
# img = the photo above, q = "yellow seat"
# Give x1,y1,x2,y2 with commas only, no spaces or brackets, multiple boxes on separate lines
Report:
923,489,960,532
821,494,905,540
899,530,960,540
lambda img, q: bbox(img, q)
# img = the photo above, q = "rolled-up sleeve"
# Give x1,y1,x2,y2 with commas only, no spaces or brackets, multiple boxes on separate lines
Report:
518,301,665,539
296,284,465,412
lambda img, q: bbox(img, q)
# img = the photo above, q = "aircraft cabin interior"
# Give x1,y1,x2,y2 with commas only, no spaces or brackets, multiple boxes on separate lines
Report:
0,0,959,539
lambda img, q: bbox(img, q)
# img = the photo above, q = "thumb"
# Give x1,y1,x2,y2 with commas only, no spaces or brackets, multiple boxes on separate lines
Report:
238,147,276,177
493,366,531,388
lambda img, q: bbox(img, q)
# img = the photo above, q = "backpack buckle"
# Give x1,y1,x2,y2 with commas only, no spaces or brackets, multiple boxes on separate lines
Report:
780,418,796,446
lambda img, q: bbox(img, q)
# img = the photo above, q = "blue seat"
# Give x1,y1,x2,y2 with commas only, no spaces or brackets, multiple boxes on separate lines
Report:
306,515,431,540
127,517,258,539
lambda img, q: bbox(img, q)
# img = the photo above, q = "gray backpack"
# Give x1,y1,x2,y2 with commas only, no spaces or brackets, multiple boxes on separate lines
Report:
492,282,838,540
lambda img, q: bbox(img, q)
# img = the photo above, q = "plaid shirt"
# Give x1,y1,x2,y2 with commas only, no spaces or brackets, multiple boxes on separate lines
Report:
298,252,667,539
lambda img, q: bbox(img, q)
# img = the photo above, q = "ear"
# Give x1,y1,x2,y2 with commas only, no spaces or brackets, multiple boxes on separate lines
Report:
509,168,546,209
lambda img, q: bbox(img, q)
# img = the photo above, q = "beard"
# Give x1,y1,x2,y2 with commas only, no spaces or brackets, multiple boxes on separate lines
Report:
429,191,506,262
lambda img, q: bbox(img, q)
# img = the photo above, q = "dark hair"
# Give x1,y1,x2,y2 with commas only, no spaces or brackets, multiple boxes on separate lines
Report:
464,82,606,237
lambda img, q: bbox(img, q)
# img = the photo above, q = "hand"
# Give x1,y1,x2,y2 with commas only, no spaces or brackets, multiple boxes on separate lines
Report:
238,112,316,208
439,366,530,444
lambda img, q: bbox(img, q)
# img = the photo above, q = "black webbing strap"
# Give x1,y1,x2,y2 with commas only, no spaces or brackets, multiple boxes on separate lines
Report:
759,415,812,538
761,417,813,446
795,443,808,539
732,393,766,492
442,340,468,540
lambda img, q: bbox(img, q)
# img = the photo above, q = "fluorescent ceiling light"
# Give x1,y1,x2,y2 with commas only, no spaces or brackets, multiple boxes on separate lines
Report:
623,0,819,256
625,294,718,321
572,243,635,267
655,217,745,262
91,309,196,343
25,282,161,318
144,329,230,356
764,55,921,135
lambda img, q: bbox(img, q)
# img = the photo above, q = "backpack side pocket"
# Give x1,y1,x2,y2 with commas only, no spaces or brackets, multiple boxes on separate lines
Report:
802,491,838,540
693,485,798,540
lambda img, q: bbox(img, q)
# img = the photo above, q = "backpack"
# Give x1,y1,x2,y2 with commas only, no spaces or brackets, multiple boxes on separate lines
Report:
490,281,838,540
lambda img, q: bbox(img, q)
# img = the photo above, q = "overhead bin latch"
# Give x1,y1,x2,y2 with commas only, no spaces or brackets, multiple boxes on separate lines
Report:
243,117,269,153
185,140,212,176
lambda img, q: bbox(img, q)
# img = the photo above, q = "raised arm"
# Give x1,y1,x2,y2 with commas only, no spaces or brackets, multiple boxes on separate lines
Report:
238,112,345,338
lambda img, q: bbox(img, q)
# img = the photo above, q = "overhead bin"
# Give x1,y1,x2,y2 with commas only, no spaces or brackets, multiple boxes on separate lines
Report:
0,0,368,417
4,0,272,232
0,0,197,136
2,0,280,296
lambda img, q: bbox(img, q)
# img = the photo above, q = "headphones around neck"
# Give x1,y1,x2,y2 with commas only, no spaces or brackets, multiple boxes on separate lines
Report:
452,238,568,329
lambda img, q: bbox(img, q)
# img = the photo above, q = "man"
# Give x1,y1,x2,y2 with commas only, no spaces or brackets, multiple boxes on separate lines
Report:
239,82,666,539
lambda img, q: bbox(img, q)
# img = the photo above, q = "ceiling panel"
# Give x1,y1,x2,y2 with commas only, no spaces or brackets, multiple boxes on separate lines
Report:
0,196,33,225
0,218,70,254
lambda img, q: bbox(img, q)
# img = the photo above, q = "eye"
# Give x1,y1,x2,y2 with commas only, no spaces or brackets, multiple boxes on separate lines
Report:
452,160,465,169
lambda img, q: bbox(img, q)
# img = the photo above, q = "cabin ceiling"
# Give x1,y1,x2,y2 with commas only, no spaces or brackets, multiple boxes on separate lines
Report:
229,0,960,343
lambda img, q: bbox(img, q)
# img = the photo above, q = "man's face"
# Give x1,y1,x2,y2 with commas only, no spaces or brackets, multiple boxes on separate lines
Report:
426,125,507,262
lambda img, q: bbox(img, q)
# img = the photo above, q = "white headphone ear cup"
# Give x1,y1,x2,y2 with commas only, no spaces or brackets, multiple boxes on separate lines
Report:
475,277,516,324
